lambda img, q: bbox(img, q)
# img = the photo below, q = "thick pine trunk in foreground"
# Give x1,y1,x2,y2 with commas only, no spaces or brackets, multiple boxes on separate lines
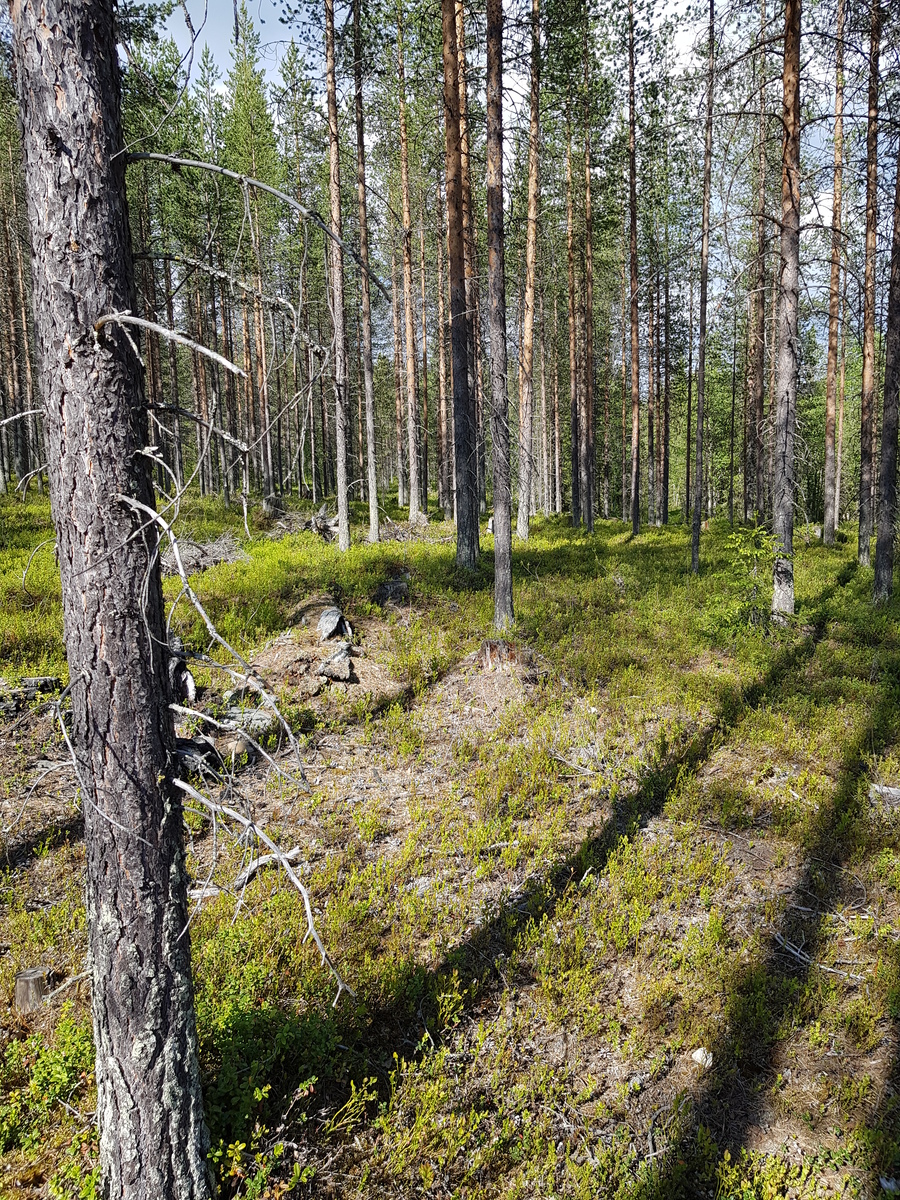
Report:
772,0,801,615
874,143,900,602
486,0,513,627
9,2,212,1196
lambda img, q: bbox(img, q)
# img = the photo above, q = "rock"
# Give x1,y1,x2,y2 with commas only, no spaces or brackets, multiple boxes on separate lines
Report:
317,606,351,642
224,707,277,736
691,1047,713,1069
319,642,352,682
19,676,62,699
373,577,410,606
295,676,324,699
880,1178,900,1195
216,731,256,765
410,511,429,527
15,967,47,1012
176,735,224,775
223,683,258,706
869,784,900,807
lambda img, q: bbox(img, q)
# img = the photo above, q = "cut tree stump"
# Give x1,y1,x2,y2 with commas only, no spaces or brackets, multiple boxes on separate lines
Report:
14,967,47,1012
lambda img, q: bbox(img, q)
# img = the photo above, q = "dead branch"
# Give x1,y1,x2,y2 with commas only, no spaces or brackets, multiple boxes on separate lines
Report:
173,777,354,1006
127,152,391,303
94,311,248,378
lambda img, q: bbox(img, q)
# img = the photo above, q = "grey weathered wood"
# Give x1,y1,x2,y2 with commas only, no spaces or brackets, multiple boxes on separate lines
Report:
9,2,212,1197
14,968,46,1013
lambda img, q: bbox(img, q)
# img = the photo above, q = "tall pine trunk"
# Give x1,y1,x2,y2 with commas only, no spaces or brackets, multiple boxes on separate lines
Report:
486,0,513,626
443,0,479,569
10,3,212,1195
772,0,801,615
874,140,900,601
822,0,843,545
628,0,640,535
354,0,379,541
398,6,421,520
516,0,541,541
325,0,350,549
858,0,880,567
692,0,714,574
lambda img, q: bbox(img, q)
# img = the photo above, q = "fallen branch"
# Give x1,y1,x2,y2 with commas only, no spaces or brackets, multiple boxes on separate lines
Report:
234,845,303,891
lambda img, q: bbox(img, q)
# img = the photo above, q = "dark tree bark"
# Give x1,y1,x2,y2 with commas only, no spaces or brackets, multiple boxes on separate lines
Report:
692,0,714,575
628,0,640,535
858,0,880,567
567,109,580,525
398,4,421,520
874,141,900,602
436,169,451,515
772,0,801,615
822,0,843,545
353,0,379,542
486,0,513,627
9,2,212,1196
325,0,350,549
749,0,768,523
581,18,595,531
443,0,479,570
516,0,540,542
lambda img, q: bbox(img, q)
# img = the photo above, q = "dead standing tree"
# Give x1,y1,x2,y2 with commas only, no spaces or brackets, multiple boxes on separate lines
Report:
8,1,213,1195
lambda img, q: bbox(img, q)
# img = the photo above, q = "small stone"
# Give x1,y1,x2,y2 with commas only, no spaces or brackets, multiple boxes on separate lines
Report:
373,578,410,606
224,707,277,736
691,1047,713,1069
319,642,352,682
317,606,350,642
216,732,256,765
880,1179,900,1195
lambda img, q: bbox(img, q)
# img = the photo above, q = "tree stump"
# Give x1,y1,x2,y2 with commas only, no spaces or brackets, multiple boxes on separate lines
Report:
14,968,46,1012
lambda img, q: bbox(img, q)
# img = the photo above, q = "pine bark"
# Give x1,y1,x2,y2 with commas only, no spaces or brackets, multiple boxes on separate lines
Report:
582,23,594,531
628,0,641,535
398,7,421,520
325,0,350,549
516,0,540,542
486,0,513,627
443,0,479,569
772,0,801,615
436,173,451,515
353,0,379,542
567,114,580,524
9,2,212,1196
692,0,714,575
822,0,843,545
858,0,880,567
874,140,900,601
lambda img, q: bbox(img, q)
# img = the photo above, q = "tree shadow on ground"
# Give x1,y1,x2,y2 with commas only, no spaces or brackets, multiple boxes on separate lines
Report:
2,813,83,871
217,568,853,1134
627,600,900,1197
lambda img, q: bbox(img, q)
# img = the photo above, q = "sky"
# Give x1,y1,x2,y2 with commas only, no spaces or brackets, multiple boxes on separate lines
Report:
164,0,294,82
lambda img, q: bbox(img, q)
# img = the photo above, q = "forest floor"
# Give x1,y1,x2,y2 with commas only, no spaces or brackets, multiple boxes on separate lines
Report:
0,492,898,1199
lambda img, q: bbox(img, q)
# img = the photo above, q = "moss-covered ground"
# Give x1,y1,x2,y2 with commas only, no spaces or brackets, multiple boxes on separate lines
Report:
0,491,898,1199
